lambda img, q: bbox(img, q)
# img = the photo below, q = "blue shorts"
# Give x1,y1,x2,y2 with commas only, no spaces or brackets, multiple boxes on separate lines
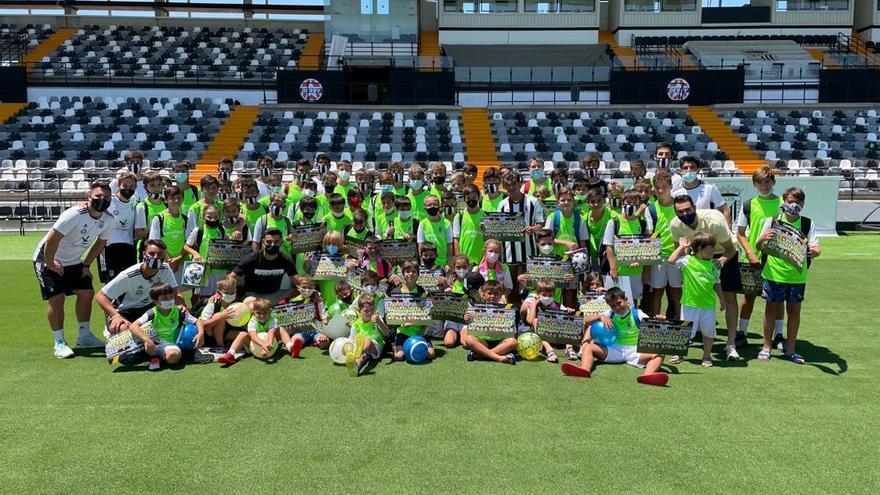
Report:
762,279,806,304
294,330,318,346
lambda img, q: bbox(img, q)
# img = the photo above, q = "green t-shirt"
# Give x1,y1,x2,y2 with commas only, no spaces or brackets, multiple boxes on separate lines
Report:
650,200,677,257
352,317,384,348
679,256,720,309
455,210,485,264
189,200,221,229
762,216,811,284
346,226,370,243
743,195,782,260
158,210,186,257
285,184,303,208
612,310,641,347
152,306,182,343
393,185,408,197
181,185,199,216
421,218,451,268
334,183,354,201
407,189,431,221
142,200,166,231
196,225,225,261
526,178,551,196
481,194,505,213
549,209,579,257
429,183,446,199
323,211,353,233
614,217,645,276
392,216,416,240
241,203,267,236
373,207,397,238
586,207,612,262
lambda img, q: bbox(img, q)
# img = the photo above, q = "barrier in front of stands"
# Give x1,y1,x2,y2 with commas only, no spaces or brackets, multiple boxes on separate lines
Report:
277,69,455,105
819,69,880,103
0,67,27,103
609,68,745,105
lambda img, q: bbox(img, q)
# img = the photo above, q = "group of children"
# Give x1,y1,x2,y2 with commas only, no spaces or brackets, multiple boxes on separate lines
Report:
97,150,821,383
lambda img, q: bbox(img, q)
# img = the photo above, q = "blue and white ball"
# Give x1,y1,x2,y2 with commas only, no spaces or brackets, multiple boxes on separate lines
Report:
590,320,617,346
176,323,199,350
403,335,429,364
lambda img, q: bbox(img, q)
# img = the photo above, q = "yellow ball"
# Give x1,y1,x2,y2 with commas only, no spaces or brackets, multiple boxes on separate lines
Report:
225,302,252,328
248,332,279,358
517,332,543,361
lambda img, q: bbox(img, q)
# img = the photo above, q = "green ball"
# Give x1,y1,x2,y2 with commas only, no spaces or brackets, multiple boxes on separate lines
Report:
517,332,542,361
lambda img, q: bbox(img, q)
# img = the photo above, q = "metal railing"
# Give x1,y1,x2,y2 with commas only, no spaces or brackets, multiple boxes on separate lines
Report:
0,34,28,66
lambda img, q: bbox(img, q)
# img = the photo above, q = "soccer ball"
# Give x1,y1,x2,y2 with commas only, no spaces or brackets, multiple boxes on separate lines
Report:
570,250,590,273
175,323,199,350
517,332,542,361
225,302,252,327
248,332,278,358
402,335,429,364
329,337,355,364
590,320,617,346
182,262,204,286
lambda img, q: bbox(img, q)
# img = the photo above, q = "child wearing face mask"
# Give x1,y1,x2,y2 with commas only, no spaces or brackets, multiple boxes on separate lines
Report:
520,279,577,363
389,260,436,362
252,193,294,257
481,167,505,212
453,185,485,264
441,190,458,224
221,198,250,242
218,297,285,365
323,192,353,234
354,169,376,208
172,161,198,216
149,186,192,280
283,159,312,209
186,175,220,230
346,189,366,216
316,171,339,214
334,160,354,198
134,172,167,247
344,269,387,323
280,275,331,358
199,275,242,347
524,156,551,196
582,155,609,198
474,240,512,300
389,162,408,197
373,191,398,239
462,281,517,365
239,178,268,235
325,280,355,323
345,294,391,377
428,162,448,198
290,196,319,274
755,187,819,364
439,255,472,346
391,196,416,241
310,231,347,307
606,181,624,216
602,190,653,308
417,195,453,270
407,164,431,221
183,204,228,304
517,229,576,304
129,283,204,371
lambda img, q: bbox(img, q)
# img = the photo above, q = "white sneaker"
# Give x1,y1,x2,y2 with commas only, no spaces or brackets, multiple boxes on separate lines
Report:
54,341,74,359
75,332,106,348
725,345,740,361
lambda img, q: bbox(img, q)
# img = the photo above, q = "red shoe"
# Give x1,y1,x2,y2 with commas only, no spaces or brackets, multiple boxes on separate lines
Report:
561,362,591,378
637,372,669,387
218,353,237,366
289,339,303,359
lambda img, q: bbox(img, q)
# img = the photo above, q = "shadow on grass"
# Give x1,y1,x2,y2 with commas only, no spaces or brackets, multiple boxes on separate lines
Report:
794,339,848,375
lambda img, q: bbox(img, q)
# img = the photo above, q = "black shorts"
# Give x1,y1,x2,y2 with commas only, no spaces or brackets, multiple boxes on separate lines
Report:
116,305,153,323
98,243,137,283
34,261,94,300
718,255,742,293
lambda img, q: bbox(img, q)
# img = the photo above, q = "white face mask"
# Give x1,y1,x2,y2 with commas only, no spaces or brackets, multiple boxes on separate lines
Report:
158,300,174,310
486,252,499,264
362,285,376,295
302,189,315,198
220,293,236,303
299,288,314,297
338,171,351,181
455,268,469,279
539,296,554,306
539,244,554,255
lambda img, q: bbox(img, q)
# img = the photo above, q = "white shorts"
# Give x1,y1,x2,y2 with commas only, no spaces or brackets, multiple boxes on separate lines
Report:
681,306,717,338
602,344,643,368
650,262,683,289
603,275,643,304
444,320,464,332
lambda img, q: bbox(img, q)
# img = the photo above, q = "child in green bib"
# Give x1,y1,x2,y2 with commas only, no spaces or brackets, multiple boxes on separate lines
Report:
149,186,190,277
183,204,226,303
218,297,285,365
417,195,453,269
481,167,506,213
129,283,203,370
345,294,391,377
453,185,485,264
389,260,435,363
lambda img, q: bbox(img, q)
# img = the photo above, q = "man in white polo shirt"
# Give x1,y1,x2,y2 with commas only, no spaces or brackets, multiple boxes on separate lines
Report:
33,181,114,358
95,239,182,336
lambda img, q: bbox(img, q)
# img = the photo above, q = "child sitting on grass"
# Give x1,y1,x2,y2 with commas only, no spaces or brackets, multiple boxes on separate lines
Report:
463,281,517,365
389,260,435,362
129,283,205,371
218,298,284,365
520,279,575,363
560,287,668,386
345,294,391,377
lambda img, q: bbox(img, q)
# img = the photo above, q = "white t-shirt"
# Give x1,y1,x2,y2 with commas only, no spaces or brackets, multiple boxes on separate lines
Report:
106,196,137,245
683,182,724,211
601,213,655,247
101,262,179,311
34,206,113,266
110,179,146,203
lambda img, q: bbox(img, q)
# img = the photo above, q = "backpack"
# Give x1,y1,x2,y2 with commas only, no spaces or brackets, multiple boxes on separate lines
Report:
156,210,188,239
259,213,293,237
762,214,813,268
551,209,583,244
193,222,227,249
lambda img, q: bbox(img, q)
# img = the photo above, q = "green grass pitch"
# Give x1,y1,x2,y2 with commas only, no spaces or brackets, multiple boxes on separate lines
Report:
1,232,878,493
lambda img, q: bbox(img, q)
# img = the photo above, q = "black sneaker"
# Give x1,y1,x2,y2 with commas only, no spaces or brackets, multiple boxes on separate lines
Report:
735,331,748,347
505,353,517,365
466,350,475,362
772,333,785,352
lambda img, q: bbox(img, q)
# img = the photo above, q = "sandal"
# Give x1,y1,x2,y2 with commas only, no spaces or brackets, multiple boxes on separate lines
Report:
784,353,805,364
757,349,771,361
546,352,559,363
669,355,682,365
564,347,579,361
701,359,713,368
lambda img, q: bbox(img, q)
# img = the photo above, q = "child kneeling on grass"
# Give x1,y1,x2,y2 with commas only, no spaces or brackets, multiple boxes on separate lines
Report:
667,233,726,367
345,294,391,377
129,282,205,371
218,298,285,365
462,280,517,365
560,287,668,386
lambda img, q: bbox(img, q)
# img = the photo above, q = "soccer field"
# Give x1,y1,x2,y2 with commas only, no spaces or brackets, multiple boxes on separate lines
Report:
1,232,878,494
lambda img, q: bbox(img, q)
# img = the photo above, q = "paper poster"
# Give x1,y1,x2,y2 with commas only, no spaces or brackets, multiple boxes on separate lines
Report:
429,292,470,324
289,223,327,254
206,239,250,269
273,301,321,333
764,222,808,271
636,319,693,356
383,294,434,326
481,212,525,242
466,303,516,340
536,308,584,346
379,240,418,266
613,235,664,265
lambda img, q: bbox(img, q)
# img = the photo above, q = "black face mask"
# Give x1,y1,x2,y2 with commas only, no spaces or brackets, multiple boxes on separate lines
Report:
226,216,238,225
246,196,258,205
90,197,111,212
359,182,372,193
205,219,220,228
677,211,697,225
219,171,231,182
340,294,354,304
260,167,271,177
425,206,440,217
610,198,621,209
119,188,135,200
466,199,479,209
657,158,670,169
423,258,436,267
484,183,498,194
144,255,162,270
432,177,445,185
264,244,280,255
147,192,162,201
